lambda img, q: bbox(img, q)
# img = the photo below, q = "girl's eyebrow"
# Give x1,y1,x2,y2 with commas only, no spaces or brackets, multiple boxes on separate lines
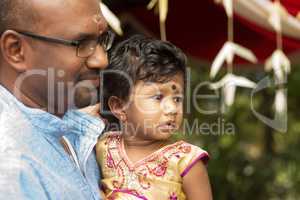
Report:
142,81,157,86
141,87,161,94
158,85,183,94
139,81,184,94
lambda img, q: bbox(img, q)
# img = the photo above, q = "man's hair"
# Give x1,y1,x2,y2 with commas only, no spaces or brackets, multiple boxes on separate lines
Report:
0,0,37,33
101,35,187,128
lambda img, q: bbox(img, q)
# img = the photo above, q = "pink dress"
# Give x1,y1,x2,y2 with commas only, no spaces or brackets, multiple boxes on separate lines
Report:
96,132,209,200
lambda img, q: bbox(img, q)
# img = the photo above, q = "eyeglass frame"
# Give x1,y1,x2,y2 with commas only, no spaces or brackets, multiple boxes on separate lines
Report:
11,29,115,58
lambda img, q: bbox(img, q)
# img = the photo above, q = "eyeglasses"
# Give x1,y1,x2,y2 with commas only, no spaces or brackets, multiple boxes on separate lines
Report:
16,30,115,58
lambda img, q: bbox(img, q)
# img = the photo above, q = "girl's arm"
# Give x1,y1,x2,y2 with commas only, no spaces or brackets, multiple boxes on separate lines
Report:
100,190,107,200
182,161,213,200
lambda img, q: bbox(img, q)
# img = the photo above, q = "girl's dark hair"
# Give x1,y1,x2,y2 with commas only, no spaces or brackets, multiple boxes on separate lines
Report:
101,35,187,129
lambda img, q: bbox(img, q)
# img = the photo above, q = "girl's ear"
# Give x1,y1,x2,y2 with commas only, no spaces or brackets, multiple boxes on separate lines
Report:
108,96,127,122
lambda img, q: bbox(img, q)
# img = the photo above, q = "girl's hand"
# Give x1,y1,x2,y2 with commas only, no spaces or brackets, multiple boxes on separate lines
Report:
78,103,100,117
182,161,213,200
78,103,108,124
100,189,107,200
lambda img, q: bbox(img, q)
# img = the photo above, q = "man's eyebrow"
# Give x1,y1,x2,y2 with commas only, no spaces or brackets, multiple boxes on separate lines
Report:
73,28,109,40
72,32,98,40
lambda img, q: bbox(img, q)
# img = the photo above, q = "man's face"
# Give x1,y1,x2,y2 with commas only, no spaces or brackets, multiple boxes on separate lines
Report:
18,0,109,115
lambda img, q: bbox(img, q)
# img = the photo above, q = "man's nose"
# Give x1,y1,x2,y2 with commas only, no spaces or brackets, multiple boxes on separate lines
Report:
86,45,108,69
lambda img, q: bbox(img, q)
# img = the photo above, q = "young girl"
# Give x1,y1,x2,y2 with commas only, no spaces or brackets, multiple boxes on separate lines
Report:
96,35,212,200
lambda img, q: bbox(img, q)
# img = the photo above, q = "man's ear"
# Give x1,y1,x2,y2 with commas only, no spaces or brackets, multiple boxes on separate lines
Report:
108,96,127,122
0,30,27,72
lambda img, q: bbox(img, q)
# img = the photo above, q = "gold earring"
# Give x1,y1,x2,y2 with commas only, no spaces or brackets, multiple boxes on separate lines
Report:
120,114,126,122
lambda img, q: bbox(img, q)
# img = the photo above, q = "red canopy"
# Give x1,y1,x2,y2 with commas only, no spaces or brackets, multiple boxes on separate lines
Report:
281,0,300,15
123,0,300,64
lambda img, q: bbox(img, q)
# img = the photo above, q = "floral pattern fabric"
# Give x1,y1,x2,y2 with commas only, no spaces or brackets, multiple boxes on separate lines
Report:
96,132,209,200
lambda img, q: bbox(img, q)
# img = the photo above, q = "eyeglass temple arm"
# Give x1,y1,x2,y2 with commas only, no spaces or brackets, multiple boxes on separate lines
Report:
18,31,79,46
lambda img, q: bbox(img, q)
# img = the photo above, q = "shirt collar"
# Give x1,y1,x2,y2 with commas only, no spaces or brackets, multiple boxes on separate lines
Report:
0,85,104,139
0,85,68,138
63,109,105,139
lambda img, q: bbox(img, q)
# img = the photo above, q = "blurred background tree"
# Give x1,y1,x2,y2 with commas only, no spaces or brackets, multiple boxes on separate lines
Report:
180,64,300,200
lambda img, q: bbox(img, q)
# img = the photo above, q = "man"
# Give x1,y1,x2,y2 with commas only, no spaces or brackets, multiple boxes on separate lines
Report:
0,0,111,199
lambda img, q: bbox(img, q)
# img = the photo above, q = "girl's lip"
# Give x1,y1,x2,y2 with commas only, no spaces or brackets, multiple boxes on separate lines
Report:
157,122,176,131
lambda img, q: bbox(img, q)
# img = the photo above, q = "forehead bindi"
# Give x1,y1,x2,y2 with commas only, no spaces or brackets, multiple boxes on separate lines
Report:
162,78,184,94
172,84,177,90
93,13,108,34
164,83,183,94
60,12,107,39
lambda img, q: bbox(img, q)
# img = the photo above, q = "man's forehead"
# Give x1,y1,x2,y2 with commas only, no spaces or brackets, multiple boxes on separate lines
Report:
31,0,107,34
31,0,99,11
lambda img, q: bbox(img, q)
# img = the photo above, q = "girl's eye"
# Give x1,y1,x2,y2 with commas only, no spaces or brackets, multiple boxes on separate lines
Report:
152,94,163,101
174,96,183,103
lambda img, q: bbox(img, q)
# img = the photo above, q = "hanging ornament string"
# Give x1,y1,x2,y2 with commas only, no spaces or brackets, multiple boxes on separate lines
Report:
147,0,168,41
227,14,234,74
159,0,168,41
275,0,283,51
209,0,257,109
265,0,291,84
264,0,290,121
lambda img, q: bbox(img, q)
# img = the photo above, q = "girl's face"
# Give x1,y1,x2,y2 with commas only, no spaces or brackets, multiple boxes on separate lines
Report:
123,73,184,141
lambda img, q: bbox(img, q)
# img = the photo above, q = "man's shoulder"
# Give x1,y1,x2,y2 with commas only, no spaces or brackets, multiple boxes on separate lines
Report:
0,126,39,162
0,105,46,158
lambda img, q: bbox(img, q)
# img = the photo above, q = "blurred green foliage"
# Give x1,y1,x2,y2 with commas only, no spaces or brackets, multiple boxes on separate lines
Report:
175,63,300,200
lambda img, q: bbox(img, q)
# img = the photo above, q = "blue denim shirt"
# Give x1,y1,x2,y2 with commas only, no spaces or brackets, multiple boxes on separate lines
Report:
0,85,105,200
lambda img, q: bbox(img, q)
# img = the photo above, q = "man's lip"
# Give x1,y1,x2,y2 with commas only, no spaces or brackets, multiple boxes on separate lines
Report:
77,78,100,87
90,79,100,86
77,73,100,85
77,71,100,81
78,75,99,81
